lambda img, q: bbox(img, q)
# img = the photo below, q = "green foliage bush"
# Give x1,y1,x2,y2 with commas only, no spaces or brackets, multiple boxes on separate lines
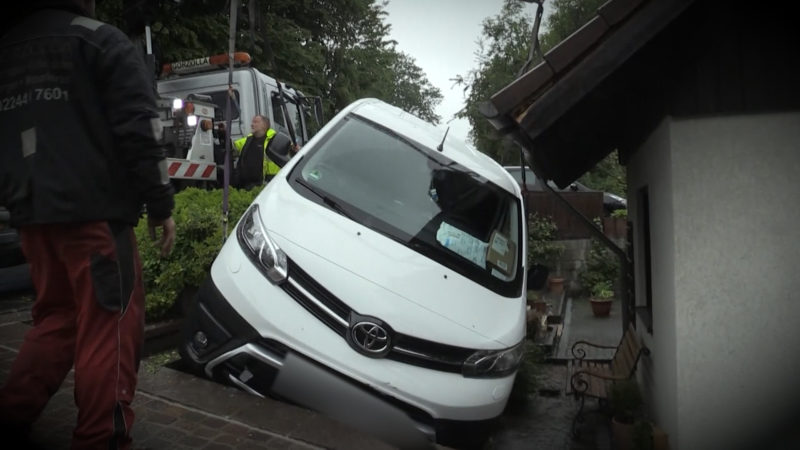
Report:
505,339,543,414
527,213,564,269
578,228,621,297
134,187,262,321
610,379,643,424
591,280,614,300
611,208,628,218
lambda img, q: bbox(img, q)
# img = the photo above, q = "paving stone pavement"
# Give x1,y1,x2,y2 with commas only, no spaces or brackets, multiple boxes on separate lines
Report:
0,315,392,450
487,364,610,450
0,291,612,450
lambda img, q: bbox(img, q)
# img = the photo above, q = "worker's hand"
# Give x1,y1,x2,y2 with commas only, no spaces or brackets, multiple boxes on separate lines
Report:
148,216,176,257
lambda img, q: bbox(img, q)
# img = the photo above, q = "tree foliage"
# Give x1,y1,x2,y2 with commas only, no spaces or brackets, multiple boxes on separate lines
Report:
96,0,442,124
455,0,624,195
453,0,532,163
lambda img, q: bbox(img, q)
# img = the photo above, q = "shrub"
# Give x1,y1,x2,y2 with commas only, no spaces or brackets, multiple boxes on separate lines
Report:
505,340,543,414
578,230,620,297
527,213,564,269
134,186,262,321
611,208,628,218
610,379,643,424
591,280,614,300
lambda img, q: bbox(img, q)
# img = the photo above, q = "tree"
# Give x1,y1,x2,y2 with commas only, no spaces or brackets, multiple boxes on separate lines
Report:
96,0,442,125
386,51,443,123
455,0,622,193
453,0,532,162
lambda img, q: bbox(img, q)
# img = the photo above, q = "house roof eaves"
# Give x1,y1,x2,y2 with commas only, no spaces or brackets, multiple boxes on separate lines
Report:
482,0,695,184
481,0,649,131
516,0,694,141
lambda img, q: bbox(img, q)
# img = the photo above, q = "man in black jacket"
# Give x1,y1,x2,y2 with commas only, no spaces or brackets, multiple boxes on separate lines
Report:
0,1,176,448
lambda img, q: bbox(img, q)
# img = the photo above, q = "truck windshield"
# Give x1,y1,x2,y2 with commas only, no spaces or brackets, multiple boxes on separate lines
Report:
271,92,306,145
159,88,240,121
205,90,240,121
289,115,523,297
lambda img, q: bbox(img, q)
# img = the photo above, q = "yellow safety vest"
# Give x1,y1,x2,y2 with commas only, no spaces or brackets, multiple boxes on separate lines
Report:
233,129,279,177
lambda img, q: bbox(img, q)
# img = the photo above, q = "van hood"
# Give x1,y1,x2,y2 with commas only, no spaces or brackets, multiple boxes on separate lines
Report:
255,179,525,349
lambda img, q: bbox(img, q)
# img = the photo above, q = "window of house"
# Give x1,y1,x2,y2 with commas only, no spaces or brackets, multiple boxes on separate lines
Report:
636,186,653,333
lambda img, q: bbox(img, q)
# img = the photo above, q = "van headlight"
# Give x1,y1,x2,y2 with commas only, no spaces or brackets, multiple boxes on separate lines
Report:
237,204,288,284
462,341,524,378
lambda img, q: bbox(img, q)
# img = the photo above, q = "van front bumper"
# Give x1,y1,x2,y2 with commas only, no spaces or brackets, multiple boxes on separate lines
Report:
182,271,509,448
181,276,440,448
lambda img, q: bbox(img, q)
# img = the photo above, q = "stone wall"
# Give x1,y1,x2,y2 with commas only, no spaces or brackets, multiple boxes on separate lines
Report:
553,236,626,294
554,238,590,294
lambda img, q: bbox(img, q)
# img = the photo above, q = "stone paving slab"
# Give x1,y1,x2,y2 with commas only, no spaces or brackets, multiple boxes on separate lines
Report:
487,364,610,450
554,297,622,361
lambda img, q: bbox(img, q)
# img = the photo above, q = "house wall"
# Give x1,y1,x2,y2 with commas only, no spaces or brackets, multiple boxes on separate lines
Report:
626,119,679,444
669,112,800,449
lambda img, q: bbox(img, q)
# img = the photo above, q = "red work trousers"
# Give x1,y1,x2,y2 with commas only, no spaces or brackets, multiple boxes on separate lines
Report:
0,221,145,449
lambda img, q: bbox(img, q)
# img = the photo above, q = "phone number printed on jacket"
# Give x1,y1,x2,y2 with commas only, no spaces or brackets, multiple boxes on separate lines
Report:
1,87,69,112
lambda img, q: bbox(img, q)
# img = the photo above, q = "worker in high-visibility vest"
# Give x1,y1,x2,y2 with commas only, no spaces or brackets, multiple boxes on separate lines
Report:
233,115,280,188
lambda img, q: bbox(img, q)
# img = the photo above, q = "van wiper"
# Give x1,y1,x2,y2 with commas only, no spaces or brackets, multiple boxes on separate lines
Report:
294,178,353,219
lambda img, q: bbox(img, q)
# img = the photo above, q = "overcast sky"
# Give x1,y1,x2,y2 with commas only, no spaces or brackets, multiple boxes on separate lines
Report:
382,0,549,145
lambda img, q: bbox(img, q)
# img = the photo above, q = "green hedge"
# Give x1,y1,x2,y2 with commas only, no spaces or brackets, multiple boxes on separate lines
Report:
134,187,262,321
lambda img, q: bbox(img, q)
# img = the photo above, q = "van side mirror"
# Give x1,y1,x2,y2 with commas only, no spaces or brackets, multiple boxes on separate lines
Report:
266,132,293,168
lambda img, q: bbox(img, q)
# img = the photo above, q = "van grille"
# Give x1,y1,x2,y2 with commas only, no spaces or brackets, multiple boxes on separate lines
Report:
281,258,474,374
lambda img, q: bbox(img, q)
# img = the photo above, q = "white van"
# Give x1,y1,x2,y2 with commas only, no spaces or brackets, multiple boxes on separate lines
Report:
180,98,534,448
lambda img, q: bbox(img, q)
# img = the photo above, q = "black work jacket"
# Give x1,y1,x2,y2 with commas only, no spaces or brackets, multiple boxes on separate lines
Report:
0,8,174,227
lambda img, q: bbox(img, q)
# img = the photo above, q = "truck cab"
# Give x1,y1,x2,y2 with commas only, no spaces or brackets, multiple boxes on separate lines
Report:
158,66,314,146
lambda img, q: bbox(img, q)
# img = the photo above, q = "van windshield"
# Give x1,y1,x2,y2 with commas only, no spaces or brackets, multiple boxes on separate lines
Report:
288,115,523,297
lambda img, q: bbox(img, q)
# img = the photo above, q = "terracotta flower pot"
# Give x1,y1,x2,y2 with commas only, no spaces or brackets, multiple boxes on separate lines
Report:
548,276,565,295
590,298,612,316
612,417,634,450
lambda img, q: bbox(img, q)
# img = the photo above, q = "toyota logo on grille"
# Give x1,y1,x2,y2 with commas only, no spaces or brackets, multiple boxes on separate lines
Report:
350,321,391,357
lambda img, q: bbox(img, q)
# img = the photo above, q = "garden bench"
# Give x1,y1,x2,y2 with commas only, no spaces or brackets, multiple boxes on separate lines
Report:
565,323,650,436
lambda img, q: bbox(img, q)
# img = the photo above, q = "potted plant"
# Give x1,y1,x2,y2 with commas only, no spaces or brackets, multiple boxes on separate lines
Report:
526,291,548,314
635,422,670,450
610,379,643,450
589,280,613,317
527,214,565,292
612,380,670,450
578,231,620,302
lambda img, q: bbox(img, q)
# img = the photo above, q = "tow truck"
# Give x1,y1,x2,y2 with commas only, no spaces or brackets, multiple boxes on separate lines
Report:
155,52,324,187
